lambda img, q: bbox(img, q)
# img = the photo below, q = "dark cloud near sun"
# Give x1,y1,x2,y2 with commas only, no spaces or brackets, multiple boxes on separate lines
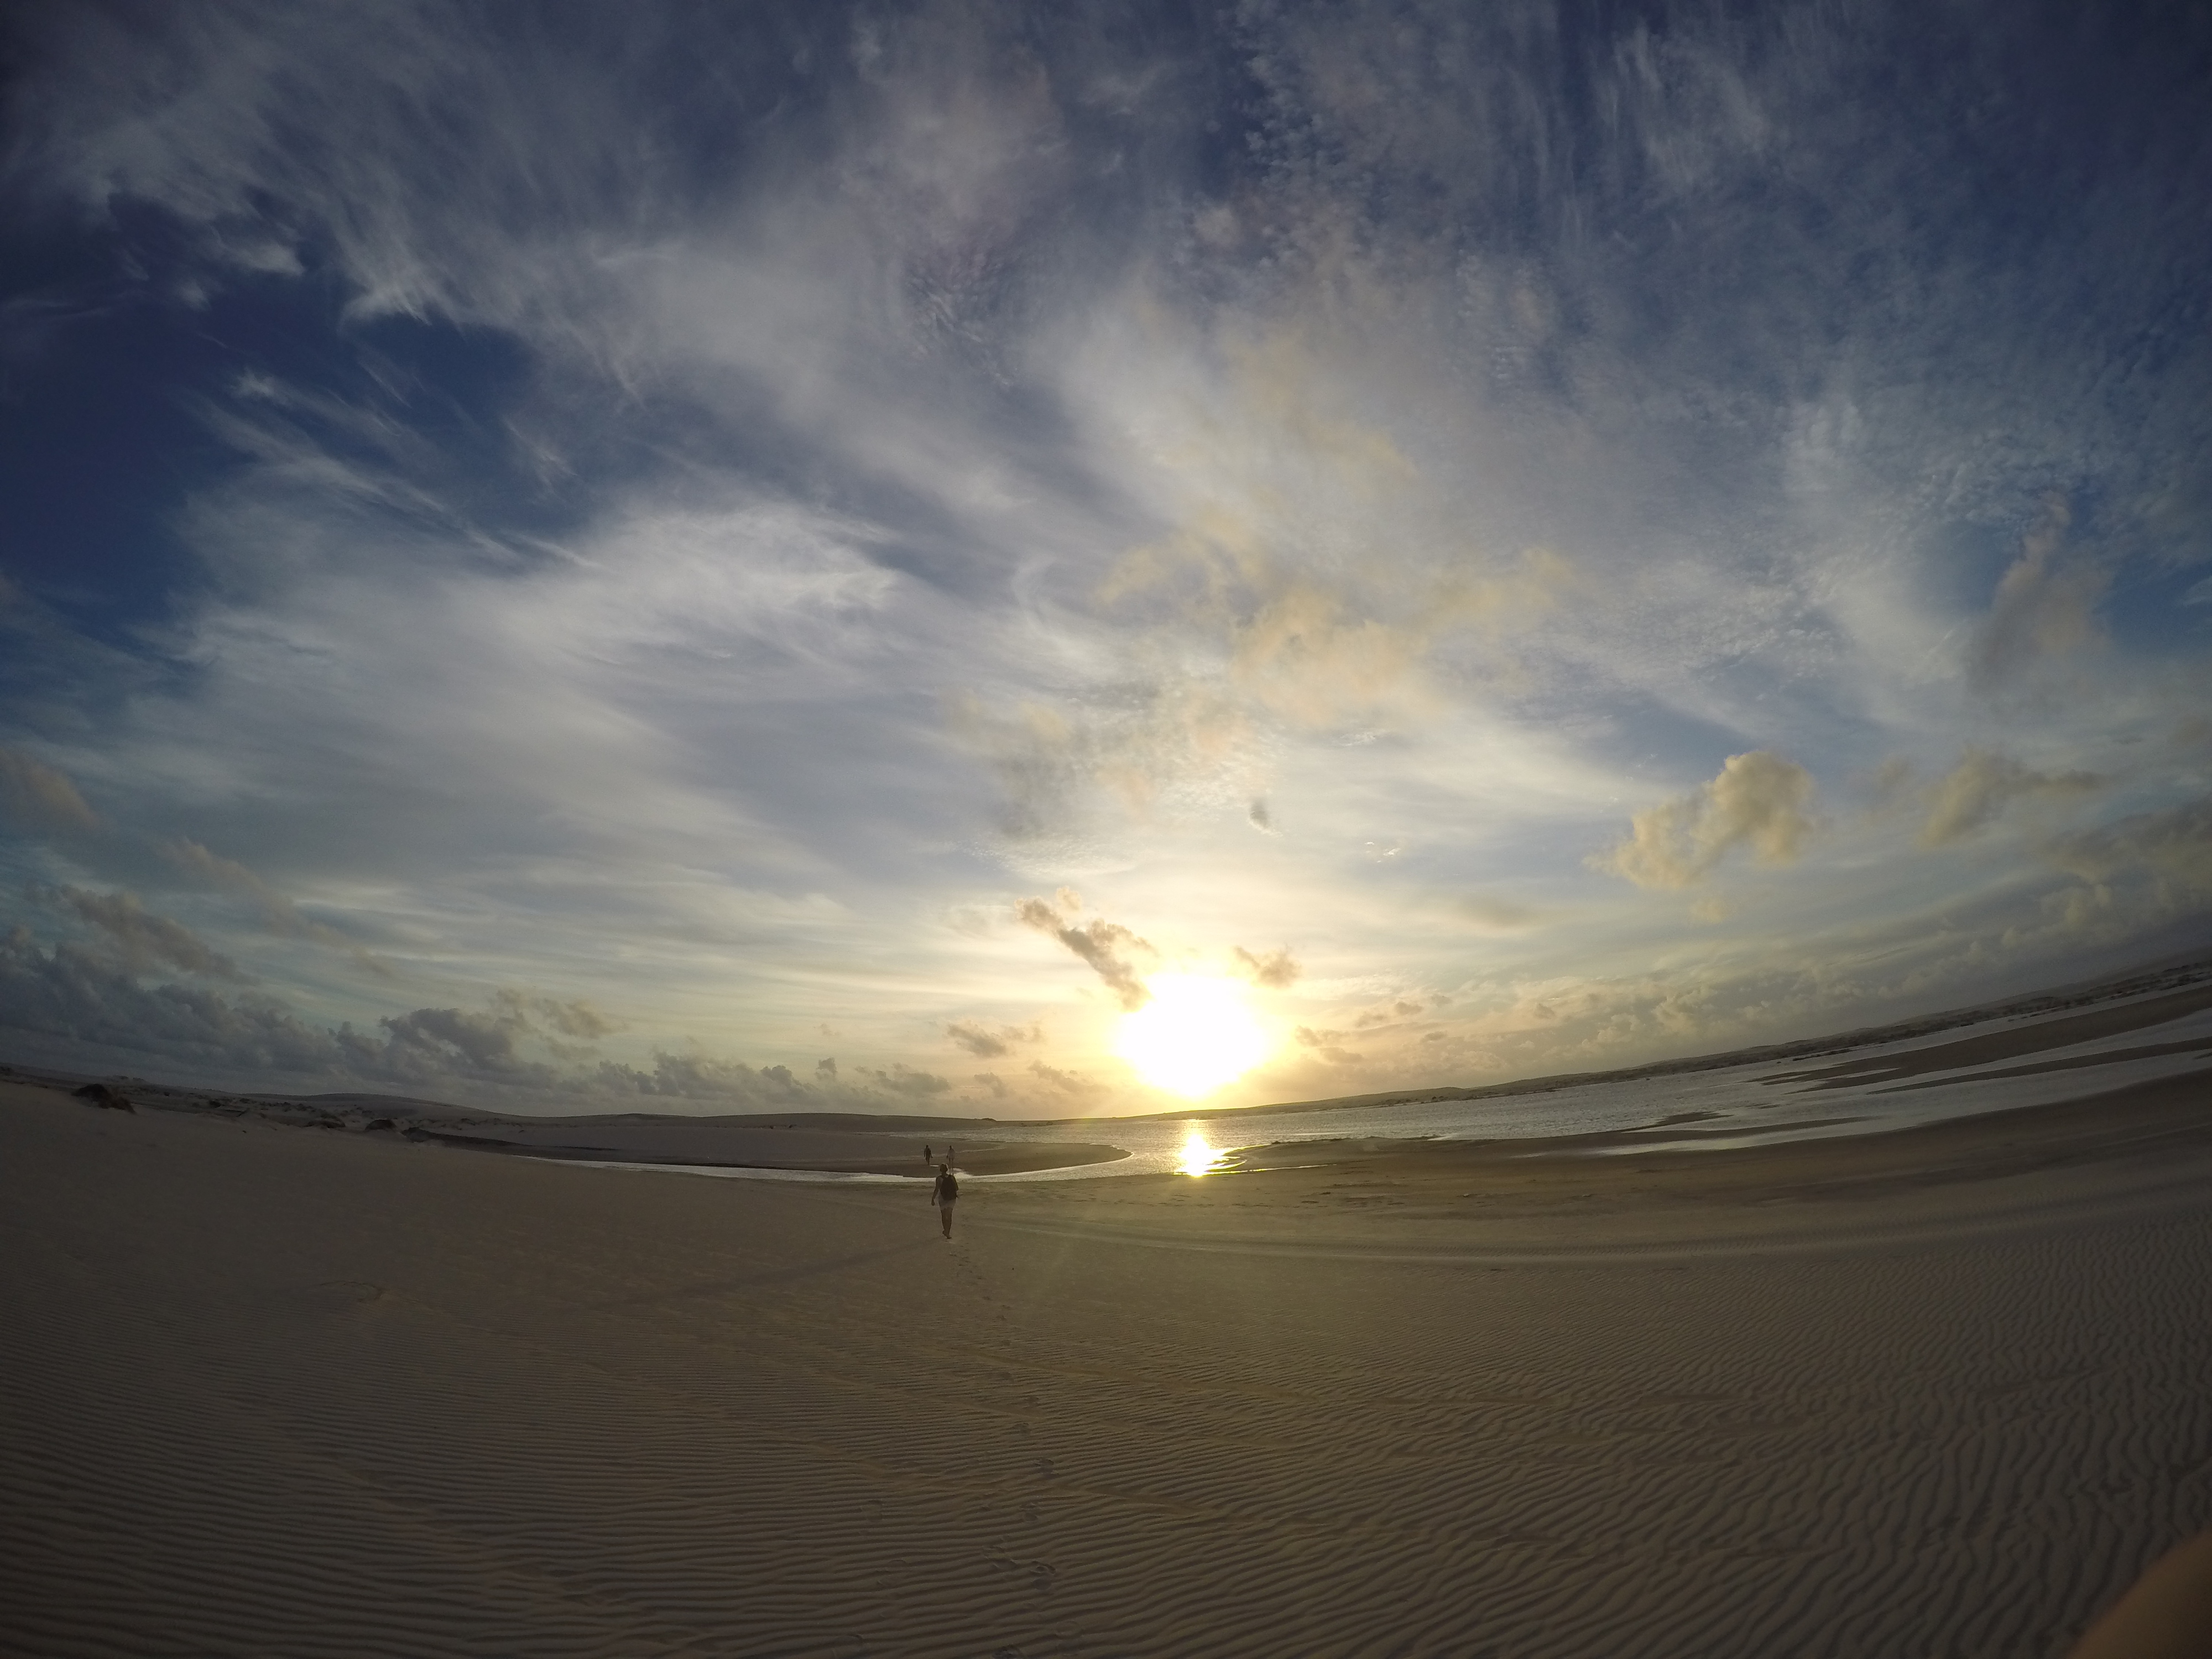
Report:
1233,946,1300,988
1018,894,1155,1011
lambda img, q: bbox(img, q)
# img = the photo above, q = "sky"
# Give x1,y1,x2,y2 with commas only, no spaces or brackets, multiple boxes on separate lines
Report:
3,0,2211,1119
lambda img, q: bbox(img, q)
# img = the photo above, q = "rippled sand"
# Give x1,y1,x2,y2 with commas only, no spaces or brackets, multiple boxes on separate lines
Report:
5,1069,2210,1657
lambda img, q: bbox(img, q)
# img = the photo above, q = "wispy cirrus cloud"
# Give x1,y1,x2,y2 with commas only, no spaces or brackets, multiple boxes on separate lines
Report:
0,1,2209,1112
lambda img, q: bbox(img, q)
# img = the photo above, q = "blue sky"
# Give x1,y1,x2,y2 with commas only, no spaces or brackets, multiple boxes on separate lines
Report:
3,0,2210,1117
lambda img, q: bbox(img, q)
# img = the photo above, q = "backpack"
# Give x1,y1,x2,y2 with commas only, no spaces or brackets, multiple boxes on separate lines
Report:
937,1170,959,1201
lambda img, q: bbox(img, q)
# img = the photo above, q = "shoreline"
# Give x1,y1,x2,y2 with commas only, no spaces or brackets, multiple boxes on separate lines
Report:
419,1126,1134,1177
12,1040,2209,1188
14,1056,2210,1235
7,949,2204,1156
951,1067,2212,1262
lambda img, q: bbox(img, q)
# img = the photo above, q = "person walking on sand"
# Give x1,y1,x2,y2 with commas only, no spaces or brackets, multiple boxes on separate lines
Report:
923,1143,932,1165
930,1160,959,1239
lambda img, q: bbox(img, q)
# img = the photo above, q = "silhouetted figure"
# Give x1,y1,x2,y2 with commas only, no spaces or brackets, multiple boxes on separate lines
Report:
931,1161,959,1239
924,1143,932,1164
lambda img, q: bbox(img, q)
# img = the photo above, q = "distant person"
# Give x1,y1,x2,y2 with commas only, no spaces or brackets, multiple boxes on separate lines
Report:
931,1160,959,1239
923,1143,932,1164
947,1144,956,1167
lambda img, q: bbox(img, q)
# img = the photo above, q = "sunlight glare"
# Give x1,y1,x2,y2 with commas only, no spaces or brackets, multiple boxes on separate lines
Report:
1177,1124,1227,1177
1115,973,1271,1098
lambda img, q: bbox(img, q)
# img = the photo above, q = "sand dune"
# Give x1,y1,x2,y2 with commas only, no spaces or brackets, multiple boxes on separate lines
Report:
4,1073,2210,1657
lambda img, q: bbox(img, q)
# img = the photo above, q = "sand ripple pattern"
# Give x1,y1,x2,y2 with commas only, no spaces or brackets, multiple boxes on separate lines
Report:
4,1089,2211,1657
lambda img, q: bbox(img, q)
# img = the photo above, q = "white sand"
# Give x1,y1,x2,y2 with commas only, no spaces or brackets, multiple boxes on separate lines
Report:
5,1073,2211,1657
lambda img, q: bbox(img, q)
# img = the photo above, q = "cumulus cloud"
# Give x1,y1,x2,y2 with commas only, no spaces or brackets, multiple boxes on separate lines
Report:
380,1005,544,1079
1016,893,1155,1010
1028,1059,1105,1098
1595,752,1817,890
946,1019,1041,1058
857,1063,953,1098
1918,749,2102,847
1291,1025,1364,1066
489,989,625,1040
374,992,623,1081
0,926,351,1076
578,1051,814,1108
1232,945,1301,988
0,919,993,1110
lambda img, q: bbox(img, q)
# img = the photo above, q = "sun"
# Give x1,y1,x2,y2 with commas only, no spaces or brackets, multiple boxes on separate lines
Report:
1115,974,1271,1098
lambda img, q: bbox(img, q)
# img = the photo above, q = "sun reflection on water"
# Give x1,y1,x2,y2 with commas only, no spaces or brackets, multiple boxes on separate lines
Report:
1177,1124,1229,1177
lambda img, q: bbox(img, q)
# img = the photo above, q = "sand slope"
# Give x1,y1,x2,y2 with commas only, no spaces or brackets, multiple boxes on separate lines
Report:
4,1077,2210,1657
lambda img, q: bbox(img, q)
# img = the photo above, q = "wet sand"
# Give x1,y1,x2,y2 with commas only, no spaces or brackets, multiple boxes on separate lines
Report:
1758,980,2212,1089
4,1068,2210,1657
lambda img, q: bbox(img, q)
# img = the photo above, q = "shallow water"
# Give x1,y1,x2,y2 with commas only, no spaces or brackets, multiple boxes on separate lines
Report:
551,993,2212,1186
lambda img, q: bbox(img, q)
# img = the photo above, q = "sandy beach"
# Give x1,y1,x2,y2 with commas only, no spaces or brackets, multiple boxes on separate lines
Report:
4,1070,2210,1658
